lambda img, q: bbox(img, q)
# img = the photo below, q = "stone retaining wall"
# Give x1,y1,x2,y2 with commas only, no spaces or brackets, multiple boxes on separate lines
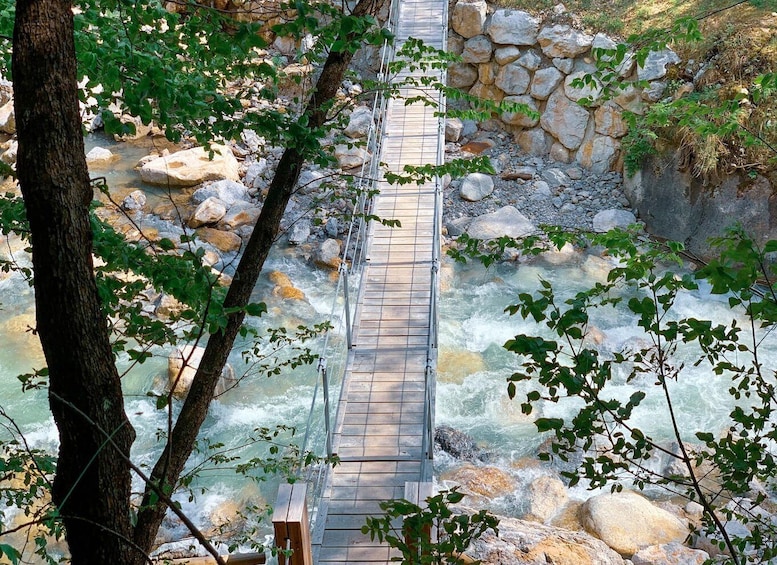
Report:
448,0,679,173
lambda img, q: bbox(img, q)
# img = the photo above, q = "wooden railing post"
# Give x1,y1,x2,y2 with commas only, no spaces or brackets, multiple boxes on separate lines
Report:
272,483,313,565
404,482,434,561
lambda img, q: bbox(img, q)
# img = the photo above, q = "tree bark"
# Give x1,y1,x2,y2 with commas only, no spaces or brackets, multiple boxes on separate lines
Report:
13,2,137,564
131,0,386,556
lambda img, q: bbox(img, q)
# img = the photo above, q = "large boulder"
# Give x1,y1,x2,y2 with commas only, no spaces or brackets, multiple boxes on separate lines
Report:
220,202,261,230
315,238,342,270
344,106,373,139
540,88,590,150
434,425,486,462
451,0,487,38
196,227,242,253
466,206,536,240
595,103,628,138
442,463,515,498
487,10,540,45
86,146,120,166
448,63,479,88
577,135,621,173
168,345,235,398
140,145,240,187
334,144,370,169
580,491,688,557
564,71,604,105
189,197,227,228
623,151,777,260
538,25,593,58
468,515,625,565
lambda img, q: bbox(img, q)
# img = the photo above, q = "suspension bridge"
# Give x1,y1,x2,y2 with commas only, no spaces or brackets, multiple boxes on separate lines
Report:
273,0,447,562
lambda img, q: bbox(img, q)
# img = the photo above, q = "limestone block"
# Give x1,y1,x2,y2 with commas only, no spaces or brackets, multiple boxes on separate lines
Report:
487,9,540,45
517,49,542,71
189,197,227,228
462,35,493,64
540,88,590,150
592,208,637,232
478,62,498,86
538,25,593,58
564,71,604,106
140,145,240,187
517,128,551,156
344,105,374,139
448,62,479,88
530,67,564,100
466,205,536,239
637,49,681,81
501,95,539,128
451,0,487,38
469,82,504,103
495,62,531,95
494,45,521,65
459,172,494,202
595,103,628,138
577,135,621,173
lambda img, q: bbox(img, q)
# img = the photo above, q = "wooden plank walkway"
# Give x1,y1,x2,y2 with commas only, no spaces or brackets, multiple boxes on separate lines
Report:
312,0,446,562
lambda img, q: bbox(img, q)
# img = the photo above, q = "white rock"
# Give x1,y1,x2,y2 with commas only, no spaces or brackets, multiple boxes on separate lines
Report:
613,84,645,114
344,106,373,139
85,146,119,165
0,140,17,166
297,168,327,194
642,81,668,102
244,158,268,189
517,50,542,71
451,0,488,38
501,95,539,128
538,25,593,58
593,209,637,232
168,345,235,398
466,206,536,240
495,62,531,95
530,67,564,100
0,99,15,134
632,542,708,565
140,145,240,187
581,491,687,556
189,197,227,228
288,219,311,245
540,88,590,150
113,114,152,141
637,49,681,81
193,179,249,206
334,144,371,169
462,35,493,64
459,173,494,202
541,168,569,188
525,475,568,523
592,33,635,77
315,238,342,270
487,9,540,45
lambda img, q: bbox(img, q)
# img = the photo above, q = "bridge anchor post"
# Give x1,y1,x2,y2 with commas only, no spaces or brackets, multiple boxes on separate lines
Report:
272,483,313,565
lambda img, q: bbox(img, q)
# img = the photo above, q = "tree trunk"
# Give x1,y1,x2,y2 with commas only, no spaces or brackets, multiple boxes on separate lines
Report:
13,2,137,564
132,0,386,556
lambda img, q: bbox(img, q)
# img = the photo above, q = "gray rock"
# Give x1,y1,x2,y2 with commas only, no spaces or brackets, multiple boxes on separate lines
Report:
451,0,487,38
325,217,340,237
552,57,575,74
501,95,539,128
466,206,536,239
460,172,495,202
297,168,327,194
538,25,593,58
445,215,472,237
550,142,571,163
244,158,268,189
434,425,487,461
495,62,531,95
344,106,373,139
578,135,621,173
564,71,604,105
541,168,569,188
462,35,492,64
530,67,564,100
595,103,628,138
193,179,249,206
592,208,637,232
121,189,147,211
637,49,681,82
592,33,635,77
315,238,342,270
487,9,540,45
642,81,668,102
517,49,542,71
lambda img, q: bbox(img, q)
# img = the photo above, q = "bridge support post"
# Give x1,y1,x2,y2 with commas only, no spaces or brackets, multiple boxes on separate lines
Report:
404,482,434,560
272,483,313,565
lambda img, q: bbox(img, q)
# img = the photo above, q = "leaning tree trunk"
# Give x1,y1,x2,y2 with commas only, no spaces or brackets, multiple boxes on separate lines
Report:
131,0,386,556
13,1,137,564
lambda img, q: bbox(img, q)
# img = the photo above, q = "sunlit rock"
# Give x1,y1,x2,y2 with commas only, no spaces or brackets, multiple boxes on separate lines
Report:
140,145,240,187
